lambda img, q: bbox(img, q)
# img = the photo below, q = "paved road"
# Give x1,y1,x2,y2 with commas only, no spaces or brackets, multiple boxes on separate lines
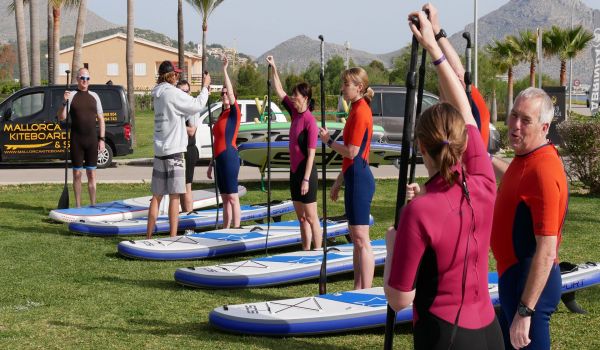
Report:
0,159,430,185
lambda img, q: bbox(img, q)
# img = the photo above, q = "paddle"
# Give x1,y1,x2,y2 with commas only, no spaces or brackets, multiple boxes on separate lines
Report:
264,64,272,255
383,15,421,350
57,70,71,210
318,35,328,295
410,40,428,183
463,32,482,131
205,79,220,230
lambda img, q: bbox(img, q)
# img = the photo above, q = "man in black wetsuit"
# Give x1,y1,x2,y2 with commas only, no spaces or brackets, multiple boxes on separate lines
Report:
57,68,105,207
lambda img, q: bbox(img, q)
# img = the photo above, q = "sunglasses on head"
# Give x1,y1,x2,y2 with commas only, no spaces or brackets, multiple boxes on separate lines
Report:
79,76,90,81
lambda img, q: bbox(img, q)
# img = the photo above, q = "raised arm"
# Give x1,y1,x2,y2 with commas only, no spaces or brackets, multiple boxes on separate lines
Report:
222,56,235,104
408,11,476,127
265,56,286,100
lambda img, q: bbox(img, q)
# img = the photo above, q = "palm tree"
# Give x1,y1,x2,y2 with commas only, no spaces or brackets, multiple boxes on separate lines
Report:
126,0,136,147
508,30,537,87
47,2,54,84
186,0,225,86
29,0,41,86
11,0,30,87
178,0,185,80
71,0,87,84
49,0,78,84
488,39,521,117
543,25,594,86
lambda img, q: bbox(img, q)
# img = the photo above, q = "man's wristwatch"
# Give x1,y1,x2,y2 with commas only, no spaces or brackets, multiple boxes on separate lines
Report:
326,139,333,147
435,28,447,41
517,301,535,317
98,136,105,141
62,101,68,106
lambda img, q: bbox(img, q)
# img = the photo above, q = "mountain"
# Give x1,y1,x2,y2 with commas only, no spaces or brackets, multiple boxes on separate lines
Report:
0,0,119,44
448,0,600,84
257,35,400,73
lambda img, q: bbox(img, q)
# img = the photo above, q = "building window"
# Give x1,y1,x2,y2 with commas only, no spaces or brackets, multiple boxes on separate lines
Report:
134,63,146,76
59,63,70,76
107,63,119,76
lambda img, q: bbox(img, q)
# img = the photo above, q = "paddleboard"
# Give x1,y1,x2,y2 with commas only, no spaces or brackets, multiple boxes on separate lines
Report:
117,215,372,261
209,262,600,336
237,122,386,145
49,186,246,223
68,200,295,236
238,141,402,169
174,239,387,288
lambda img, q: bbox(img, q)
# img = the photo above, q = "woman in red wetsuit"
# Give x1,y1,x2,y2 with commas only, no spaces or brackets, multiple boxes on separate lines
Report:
266,56,321,250
319,67,375,290
207,56,241,228
383,11,503,349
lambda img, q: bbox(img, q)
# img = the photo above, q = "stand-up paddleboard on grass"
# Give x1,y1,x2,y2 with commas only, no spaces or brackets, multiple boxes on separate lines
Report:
175,239,387,288
238,141,402,169
209,262,600,336
69,200,295,236
237,122,386,145
117,215,372,261
49,186,247,223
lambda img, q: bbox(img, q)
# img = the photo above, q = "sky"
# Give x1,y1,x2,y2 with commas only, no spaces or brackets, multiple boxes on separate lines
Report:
87,0,598,57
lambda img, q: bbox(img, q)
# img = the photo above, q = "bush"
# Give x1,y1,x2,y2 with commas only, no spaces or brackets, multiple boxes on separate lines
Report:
135,93,153,112
494,123,510,150
557,119,600,194
0,80,20,95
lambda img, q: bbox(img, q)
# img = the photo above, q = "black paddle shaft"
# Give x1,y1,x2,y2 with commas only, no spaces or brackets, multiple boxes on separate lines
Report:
57,70,71,209
318,35,328,296
265,65,272,255
410,46,428,183
384,33,421,350
206,88,221,229
463,32,472,93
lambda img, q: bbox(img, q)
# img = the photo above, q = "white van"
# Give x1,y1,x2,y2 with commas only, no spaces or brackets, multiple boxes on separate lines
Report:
193,99,286,159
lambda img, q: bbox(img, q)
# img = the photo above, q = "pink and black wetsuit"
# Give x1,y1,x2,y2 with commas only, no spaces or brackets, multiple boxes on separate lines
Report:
388,125,503,349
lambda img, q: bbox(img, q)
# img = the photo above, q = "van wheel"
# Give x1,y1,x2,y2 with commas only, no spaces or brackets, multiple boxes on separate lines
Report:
97,146,113,169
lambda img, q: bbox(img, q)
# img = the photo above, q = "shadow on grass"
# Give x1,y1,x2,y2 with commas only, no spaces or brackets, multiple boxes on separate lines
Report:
0,201,47,213
96,275,182,292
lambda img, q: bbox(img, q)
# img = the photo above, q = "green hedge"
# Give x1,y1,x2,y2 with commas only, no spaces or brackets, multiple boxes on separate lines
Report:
558,119,600,194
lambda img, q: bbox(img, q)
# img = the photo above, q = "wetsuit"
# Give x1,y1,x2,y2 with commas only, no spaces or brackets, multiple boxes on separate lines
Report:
491,143,568,350
471,86,490,148
67,90,103,170
388,125,503,350
185,115,199,184
213,101,241,194
283,96,318,203
342,98,375,225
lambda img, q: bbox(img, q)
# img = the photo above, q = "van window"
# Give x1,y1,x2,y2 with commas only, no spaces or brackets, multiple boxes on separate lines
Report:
422,95,438,109
371,93,382,116
382,93,405,117
203,106,222,124
10,92,44,120
246,104,260,122
95,90,122,110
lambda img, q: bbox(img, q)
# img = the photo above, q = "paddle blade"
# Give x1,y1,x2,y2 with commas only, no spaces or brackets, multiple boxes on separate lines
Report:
57,186,69,209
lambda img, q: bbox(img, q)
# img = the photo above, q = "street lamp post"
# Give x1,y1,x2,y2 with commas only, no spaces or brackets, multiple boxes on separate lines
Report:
474,0,478,87
568,0,575,119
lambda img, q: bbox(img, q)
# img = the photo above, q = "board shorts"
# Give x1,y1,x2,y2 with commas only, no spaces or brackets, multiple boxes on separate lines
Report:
343,159,374,226
70,136,98,170
185,145,199,184
151,153,186,196
215,147,240,194
413,312,504,350
289,159,317,204
498,259,562,350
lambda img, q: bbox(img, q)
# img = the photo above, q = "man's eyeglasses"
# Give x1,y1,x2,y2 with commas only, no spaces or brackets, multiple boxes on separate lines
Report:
79,76,91,81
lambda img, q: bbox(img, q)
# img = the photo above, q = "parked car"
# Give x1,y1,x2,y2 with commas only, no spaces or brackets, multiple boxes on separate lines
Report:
192,99,287,159
0,84,132,168
369,85,501,154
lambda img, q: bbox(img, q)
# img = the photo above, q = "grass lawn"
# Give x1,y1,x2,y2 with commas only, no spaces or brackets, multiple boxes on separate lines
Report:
0,180,599,349
122,110,155,159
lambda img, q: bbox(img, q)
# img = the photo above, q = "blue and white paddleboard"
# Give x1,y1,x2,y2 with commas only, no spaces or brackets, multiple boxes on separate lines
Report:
117,216,372,261
174,239,387,288
238,141,402,169
209,262,600,336
49,186,247,223
68,200,295,236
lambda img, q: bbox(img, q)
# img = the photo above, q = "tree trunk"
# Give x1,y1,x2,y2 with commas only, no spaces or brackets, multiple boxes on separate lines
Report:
15,0,30,87
201,23,207,88
507,66,514,125
126,0,136,147
491,88,498,124
71,0,88,84
560,59,567,87
52,6,61,85
30,0,41,86
47,2,54,85
529,58,536,87
178,0,185,80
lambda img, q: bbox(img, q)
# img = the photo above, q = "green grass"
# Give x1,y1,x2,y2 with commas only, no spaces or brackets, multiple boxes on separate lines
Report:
0,180,599,349
123,110,155,159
